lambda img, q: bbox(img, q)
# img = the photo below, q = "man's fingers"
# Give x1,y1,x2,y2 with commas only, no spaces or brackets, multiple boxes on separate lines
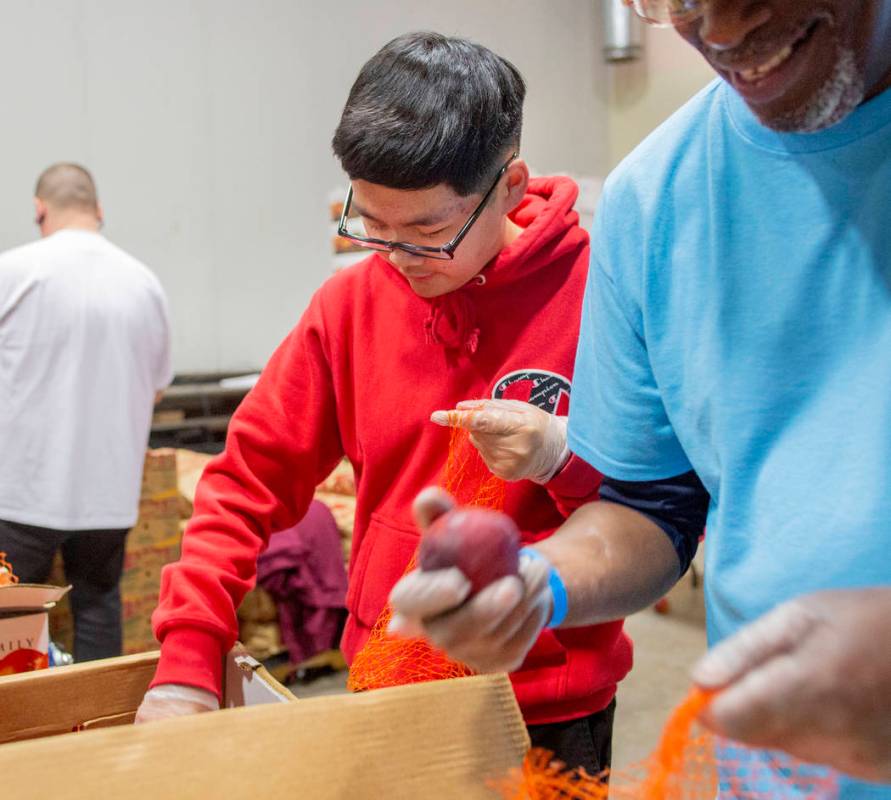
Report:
699,650,810,747
435,588,548,674
424,575,524,650
388,566,471,621
412,486,455,529
693,599,817,689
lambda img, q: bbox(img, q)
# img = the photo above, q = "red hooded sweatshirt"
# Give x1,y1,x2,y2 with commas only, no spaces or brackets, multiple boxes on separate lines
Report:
151,177,633,725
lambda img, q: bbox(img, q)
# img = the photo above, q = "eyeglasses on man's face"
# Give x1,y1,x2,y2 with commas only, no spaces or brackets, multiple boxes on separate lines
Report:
624,0,707,27
336,153,519,262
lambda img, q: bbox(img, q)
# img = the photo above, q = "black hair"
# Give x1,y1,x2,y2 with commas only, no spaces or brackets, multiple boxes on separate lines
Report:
332,31,525,196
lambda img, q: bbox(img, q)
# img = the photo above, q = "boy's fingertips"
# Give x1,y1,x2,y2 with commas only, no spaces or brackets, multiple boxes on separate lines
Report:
430,411,450,426
388,613,408,636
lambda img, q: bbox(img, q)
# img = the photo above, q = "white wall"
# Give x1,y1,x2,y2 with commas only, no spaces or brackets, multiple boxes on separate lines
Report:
605,24,715,167
0,1,610,373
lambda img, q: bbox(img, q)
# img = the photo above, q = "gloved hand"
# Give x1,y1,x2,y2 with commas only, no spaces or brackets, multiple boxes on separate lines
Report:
431,399,569,484
387,487,555,673
693,587,891,783
134,683,220,724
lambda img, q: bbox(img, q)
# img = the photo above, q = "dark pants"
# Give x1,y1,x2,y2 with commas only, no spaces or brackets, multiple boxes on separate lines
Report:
0,518,128,662
527,698,616,776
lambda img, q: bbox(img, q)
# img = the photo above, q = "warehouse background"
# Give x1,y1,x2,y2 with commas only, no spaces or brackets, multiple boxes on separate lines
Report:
0,0,711,373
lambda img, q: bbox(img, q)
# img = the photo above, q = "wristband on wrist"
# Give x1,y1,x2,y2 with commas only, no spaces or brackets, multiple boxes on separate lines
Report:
519,546,569,628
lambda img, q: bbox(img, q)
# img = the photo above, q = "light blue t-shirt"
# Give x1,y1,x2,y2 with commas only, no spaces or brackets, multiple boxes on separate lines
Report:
569,79,891,798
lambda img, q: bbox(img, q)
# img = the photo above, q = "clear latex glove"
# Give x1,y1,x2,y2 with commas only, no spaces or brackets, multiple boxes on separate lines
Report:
431,399,570,484
134,683,220,724
692,588,891,783
387,487,554,673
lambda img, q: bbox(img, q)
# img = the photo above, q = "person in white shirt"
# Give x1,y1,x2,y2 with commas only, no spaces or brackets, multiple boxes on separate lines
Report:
0,162,172,661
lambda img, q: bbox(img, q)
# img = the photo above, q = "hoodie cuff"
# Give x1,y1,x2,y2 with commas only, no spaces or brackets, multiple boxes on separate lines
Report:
151,627,226,701
544,452,602,499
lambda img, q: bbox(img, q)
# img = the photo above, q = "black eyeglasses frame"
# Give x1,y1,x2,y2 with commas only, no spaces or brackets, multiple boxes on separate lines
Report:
336,153,519,261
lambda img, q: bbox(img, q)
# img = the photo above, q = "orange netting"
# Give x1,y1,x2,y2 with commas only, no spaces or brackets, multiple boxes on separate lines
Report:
494,687,839,800
0,552,19,585
344,417,839,800
441,414,506,510
347,419,504,692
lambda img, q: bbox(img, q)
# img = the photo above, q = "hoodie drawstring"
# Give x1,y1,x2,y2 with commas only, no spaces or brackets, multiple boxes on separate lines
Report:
424,291,480,356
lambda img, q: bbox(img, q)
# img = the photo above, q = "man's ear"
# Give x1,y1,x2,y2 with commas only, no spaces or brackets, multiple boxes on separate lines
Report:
503,158,530,214
96,201,105,228
33,197,47,226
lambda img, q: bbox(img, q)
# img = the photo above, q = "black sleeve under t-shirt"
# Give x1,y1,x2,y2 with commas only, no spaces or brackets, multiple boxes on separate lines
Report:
598,470,709,575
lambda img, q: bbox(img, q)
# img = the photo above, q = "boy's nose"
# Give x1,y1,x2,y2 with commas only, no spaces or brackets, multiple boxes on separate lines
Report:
388,249,428,271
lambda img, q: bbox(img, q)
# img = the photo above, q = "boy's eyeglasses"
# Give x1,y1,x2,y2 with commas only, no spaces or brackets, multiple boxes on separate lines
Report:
623,0,707,27
336,153,519,261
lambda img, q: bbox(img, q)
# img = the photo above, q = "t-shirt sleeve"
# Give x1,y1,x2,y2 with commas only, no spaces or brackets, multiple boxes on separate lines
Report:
567,183,691,481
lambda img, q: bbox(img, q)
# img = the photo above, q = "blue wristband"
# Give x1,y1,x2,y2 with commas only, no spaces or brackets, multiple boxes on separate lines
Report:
519,547,568,628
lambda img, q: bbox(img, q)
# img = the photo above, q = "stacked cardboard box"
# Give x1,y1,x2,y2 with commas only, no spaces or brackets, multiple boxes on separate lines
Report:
121,449,181,654
235,583,283,661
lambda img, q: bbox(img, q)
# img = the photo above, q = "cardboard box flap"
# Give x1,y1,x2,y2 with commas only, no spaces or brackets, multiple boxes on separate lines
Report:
224,648,295,707
0,673,529,799
0,584,71,613
0,651,158,744
0,647,294,744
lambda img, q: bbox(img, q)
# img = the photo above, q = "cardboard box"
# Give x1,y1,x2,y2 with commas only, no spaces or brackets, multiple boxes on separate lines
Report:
0,668,529,799
0,584,70,676
140,447,178,498
131,497,182,527
0,646,292,745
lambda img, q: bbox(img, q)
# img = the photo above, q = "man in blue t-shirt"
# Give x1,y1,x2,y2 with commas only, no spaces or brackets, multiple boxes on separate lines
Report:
390,0,891,793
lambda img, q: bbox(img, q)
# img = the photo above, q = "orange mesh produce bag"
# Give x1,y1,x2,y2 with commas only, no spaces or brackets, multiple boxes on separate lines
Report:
346,416,839,800
494,688,839,800
347,419,504,692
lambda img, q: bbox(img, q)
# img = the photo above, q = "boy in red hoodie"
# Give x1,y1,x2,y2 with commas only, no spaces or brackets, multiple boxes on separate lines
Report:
136,31,631,773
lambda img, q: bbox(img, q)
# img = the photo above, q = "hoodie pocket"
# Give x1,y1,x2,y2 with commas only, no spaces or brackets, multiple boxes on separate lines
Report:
516,629,568,673
345,512,419,629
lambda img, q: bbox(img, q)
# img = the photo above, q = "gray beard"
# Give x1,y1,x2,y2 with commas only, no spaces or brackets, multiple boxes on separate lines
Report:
765,46,865,133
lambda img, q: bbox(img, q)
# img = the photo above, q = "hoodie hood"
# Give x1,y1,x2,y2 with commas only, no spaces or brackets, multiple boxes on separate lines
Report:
421,175,586,358
485,175,584,288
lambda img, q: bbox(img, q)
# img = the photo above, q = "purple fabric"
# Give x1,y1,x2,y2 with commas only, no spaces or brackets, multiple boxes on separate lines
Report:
257,500,348,665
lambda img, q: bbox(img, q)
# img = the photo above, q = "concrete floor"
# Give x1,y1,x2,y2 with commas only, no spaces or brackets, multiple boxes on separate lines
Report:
611,570,707,769
290,567,707,773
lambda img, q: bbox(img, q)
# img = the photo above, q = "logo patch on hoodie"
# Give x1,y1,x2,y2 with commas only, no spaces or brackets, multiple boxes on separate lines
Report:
492,370,571,416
